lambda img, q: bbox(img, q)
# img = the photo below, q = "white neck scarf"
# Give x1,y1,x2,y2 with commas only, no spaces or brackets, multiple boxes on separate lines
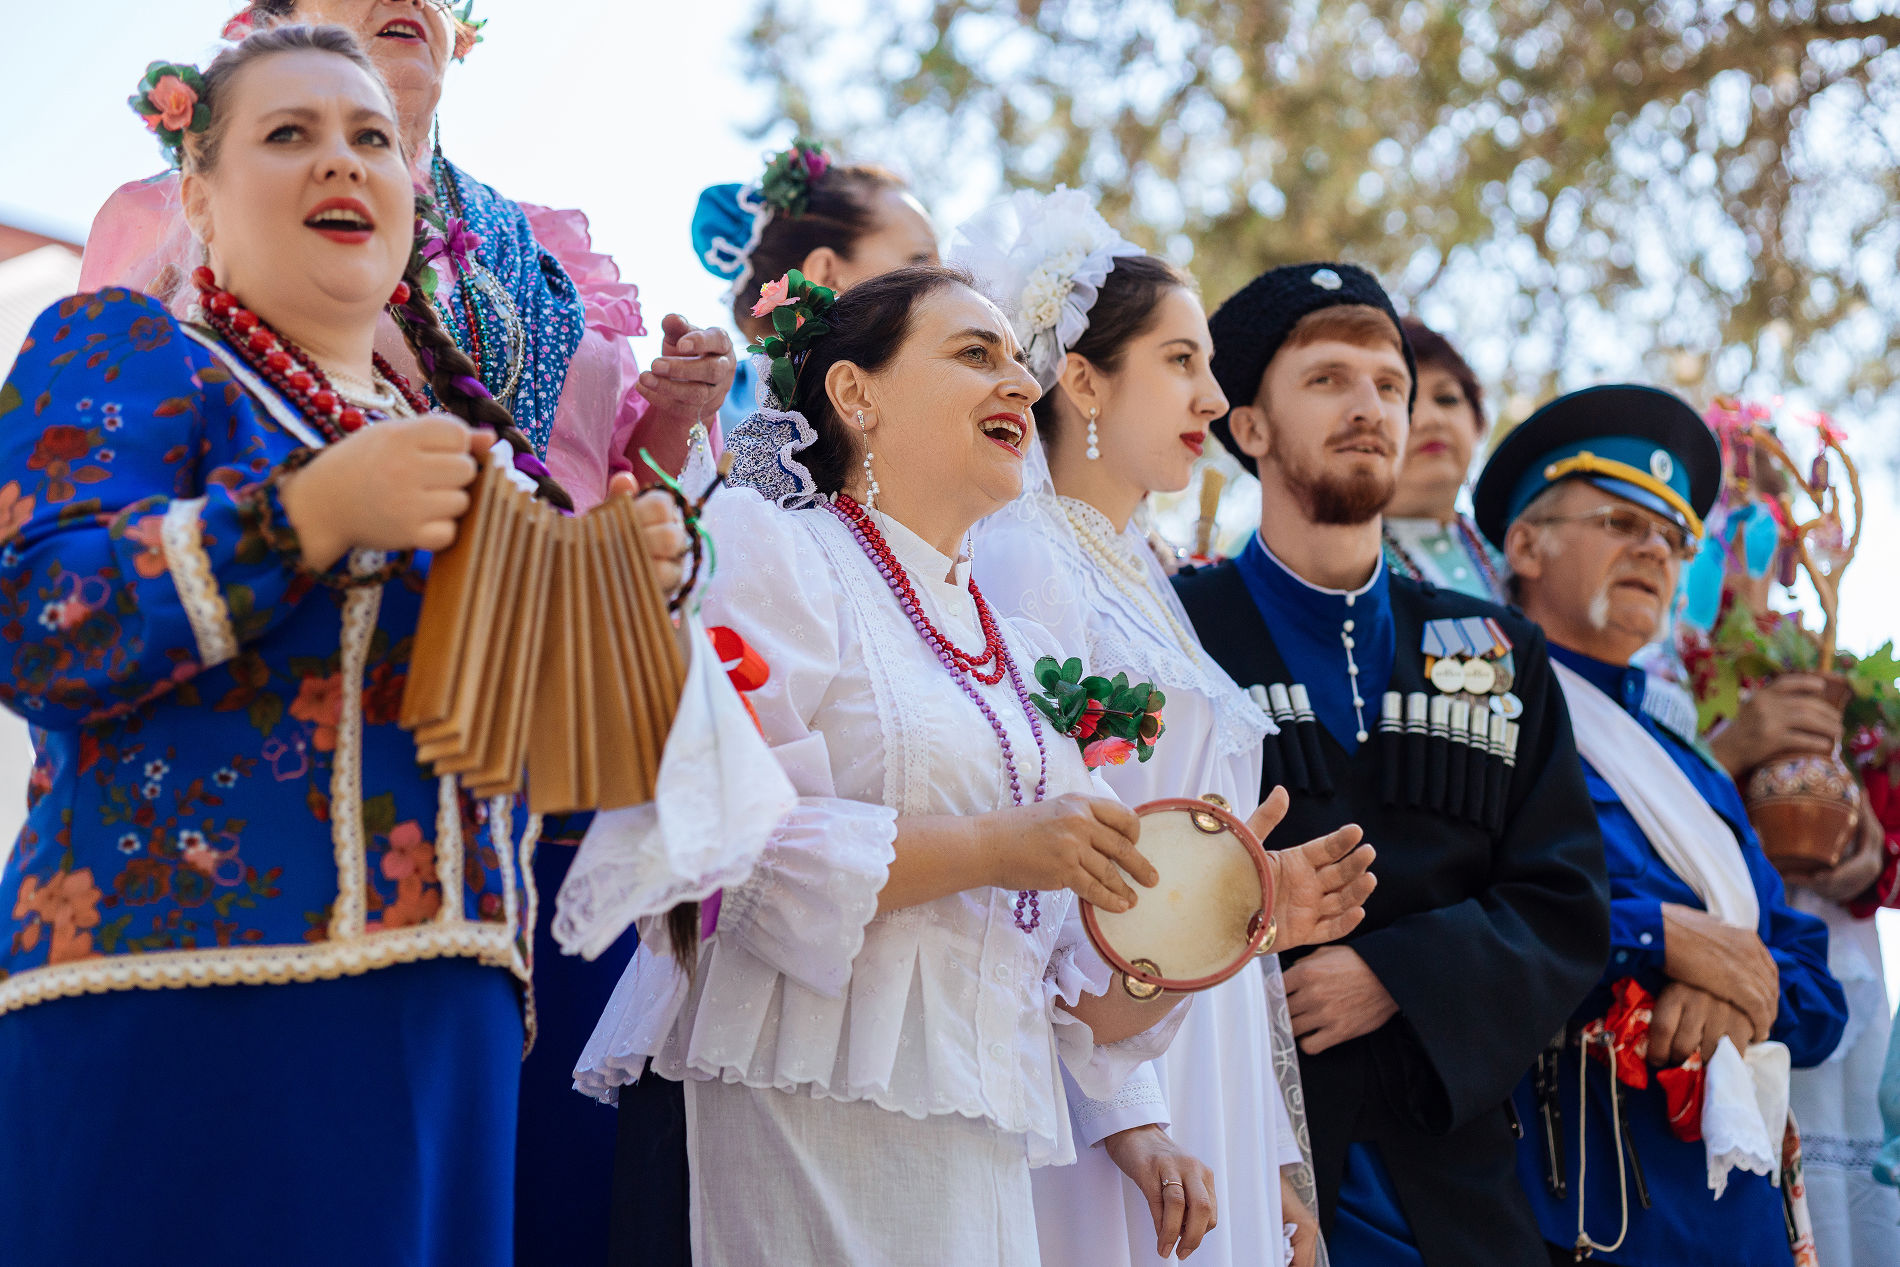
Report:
1553,659,1787,1195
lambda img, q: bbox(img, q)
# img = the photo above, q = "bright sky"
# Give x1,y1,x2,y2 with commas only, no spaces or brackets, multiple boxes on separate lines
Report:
5,0,1900,992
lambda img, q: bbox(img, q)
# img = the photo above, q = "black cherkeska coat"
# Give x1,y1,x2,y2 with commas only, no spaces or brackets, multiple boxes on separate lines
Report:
1175,563,1609,1266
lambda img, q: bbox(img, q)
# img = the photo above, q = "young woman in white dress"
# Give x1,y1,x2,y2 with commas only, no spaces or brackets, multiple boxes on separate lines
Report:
574,264,1229,1266
964,191,1374,1267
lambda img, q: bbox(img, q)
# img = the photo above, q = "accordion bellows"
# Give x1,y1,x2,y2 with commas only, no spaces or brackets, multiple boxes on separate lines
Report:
399,463,685,814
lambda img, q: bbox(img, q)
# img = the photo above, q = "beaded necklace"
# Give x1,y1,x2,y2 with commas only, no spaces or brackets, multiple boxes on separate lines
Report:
1058,496,1207,666
431,146,528,410
824,493,1049,932
191,267,428,441
1382,515,1505,596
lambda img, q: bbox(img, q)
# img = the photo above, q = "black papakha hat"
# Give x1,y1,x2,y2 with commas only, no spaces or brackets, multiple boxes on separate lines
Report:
1471,384,1722,550
1207,262,1417,476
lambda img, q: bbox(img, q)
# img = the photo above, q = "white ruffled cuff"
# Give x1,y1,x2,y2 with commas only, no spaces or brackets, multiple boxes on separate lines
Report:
716,797,897,998
571,923,689,1104
553,614,796,960
1047,930,1192,1101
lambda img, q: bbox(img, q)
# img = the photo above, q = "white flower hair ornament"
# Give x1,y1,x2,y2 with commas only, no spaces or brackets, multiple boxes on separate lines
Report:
952,187,1146,391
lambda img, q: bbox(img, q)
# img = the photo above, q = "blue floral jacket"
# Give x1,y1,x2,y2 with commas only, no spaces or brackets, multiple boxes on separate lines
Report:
0,290,538,1016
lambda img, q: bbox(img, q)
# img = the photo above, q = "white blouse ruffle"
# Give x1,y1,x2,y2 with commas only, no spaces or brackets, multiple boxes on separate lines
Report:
574,488,1184,1167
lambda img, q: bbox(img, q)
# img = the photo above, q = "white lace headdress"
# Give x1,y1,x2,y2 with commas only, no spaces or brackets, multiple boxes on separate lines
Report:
951,187,1146,390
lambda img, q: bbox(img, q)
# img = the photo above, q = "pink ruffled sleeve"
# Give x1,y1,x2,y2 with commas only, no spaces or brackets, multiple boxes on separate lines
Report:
79,174,198,317
522,203,653,513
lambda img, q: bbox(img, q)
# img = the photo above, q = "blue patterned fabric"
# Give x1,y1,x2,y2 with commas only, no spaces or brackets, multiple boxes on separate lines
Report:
0,289,535,1014
432,156,587,457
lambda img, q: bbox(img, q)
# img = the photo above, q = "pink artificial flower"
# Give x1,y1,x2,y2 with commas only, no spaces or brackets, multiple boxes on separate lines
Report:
803,148,831,181
221,12,254,41
1070,699,1106,741
1083,736,1138,769
147,75,198,133
1810,412,1848,448
751,274,796,319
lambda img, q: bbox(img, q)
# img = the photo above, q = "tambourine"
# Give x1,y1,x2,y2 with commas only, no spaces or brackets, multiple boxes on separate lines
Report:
1082,794,1277,1000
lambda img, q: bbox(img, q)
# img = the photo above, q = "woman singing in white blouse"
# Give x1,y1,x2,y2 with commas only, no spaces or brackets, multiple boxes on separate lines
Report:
577,264,1253,1265
965,192,1376,1267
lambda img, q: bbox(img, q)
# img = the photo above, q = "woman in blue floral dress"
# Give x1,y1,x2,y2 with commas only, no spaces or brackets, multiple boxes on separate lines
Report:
0,26,687,1265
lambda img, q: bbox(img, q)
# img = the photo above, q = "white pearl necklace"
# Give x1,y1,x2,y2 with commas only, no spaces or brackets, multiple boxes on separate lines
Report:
1058,496,1206,668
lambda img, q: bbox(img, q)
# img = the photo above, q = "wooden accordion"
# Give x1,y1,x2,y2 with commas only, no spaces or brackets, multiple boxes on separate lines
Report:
398,462,686,815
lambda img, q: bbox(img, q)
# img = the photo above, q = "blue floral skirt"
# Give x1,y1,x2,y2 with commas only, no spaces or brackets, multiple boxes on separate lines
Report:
0,958,521,1266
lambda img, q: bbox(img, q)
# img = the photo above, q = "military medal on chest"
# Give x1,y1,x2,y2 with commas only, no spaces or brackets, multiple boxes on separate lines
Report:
1422,615,1522,720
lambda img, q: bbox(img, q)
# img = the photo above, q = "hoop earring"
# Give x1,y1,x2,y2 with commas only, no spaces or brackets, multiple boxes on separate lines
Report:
857,409,880,511
1086,406,1101,461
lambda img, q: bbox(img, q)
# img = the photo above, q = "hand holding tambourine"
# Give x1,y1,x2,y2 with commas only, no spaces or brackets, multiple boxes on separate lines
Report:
1084,788,1374,999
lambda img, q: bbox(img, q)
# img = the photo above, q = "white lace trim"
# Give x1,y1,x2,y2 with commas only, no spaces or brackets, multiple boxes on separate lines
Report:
326,552,383,942
160,496,238,669
0,921,523,1016
433,776,465,927
994,487,1273,760
1068,1070,1166,1130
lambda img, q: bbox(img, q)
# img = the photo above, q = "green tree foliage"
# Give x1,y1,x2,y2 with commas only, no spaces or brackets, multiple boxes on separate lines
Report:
744,0,1900,421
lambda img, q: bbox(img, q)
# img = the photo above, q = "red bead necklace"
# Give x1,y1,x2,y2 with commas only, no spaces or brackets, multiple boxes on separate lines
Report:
829,493,1009,685
191,267,427,443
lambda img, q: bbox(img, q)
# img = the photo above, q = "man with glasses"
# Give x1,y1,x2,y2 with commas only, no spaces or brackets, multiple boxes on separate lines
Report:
1476,385,1845,1266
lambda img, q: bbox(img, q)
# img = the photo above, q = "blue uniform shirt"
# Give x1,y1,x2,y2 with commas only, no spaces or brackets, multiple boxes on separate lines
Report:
1512,646,1846,1264
1233,532,1395,754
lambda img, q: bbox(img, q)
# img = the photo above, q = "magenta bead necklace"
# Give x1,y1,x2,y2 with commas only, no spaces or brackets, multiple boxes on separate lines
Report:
825,494,1048,932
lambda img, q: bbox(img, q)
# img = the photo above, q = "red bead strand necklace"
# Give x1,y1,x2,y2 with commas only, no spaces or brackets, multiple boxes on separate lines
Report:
191,267,427,442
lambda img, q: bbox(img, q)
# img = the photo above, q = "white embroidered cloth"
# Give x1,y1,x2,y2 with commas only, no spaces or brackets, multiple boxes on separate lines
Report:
552,610,795,960
1553,659,1786,1193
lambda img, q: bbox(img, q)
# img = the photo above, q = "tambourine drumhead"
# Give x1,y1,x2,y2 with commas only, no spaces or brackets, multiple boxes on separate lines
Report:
1082,796,1275,995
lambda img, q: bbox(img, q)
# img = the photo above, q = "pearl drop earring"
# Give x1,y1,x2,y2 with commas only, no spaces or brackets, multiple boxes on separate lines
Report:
1085,406,1101,461
857,408,880,510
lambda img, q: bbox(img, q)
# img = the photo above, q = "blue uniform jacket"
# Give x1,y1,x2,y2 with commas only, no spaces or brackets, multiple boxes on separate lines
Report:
1512,646,1846,1265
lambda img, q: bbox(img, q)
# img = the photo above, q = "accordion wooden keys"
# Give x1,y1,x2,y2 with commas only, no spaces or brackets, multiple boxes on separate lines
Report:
399,462,686,815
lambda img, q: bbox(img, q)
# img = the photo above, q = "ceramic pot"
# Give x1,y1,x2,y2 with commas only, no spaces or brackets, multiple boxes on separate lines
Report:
1745,674,1857,876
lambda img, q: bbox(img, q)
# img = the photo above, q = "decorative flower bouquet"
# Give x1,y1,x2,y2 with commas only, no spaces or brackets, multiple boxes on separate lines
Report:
747,269,837,403
1029,656,1166,768
1677,398,1894,870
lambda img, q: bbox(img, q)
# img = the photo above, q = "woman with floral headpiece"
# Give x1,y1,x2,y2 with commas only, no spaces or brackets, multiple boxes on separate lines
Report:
961,189,1381,1267
0,27,723,1265
691,138,938,440
80,10,738,1259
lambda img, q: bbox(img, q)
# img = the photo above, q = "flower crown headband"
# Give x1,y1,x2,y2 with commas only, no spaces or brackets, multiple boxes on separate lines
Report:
222,2,486,58
130,61,210,170
951,187,1144,390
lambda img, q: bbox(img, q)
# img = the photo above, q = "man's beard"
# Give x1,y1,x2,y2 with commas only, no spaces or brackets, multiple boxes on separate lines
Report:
1267,416,1397,526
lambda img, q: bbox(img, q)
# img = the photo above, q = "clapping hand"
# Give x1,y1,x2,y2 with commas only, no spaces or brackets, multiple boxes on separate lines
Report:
1247,786,1376,951
638,314,736,422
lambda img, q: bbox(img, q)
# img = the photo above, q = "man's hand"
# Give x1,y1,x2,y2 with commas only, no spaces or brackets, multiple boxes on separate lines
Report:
1707,673,1843,780
1661,903,1779,1037
1283,945,1398,1055
1648,980,1760,1065
1249,787,1376,951
1102,1124,1218,1260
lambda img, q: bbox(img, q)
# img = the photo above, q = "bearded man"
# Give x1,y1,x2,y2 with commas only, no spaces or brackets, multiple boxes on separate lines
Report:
1475,387,1844,1266
1174,263,1610,1264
